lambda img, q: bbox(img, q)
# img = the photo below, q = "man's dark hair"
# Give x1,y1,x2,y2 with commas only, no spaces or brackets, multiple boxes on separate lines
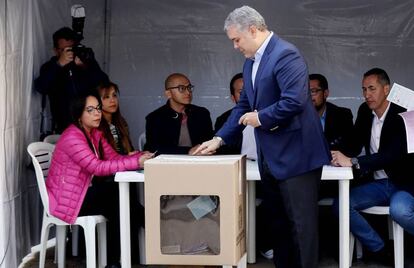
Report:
309,73,328,90
52,27,79,48
230,73,243,96
363,68,390,86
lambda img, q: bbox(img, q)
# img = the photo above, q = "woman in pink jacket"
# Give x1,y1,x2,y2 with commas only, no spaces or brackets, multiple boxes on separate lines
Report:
46,91,153,268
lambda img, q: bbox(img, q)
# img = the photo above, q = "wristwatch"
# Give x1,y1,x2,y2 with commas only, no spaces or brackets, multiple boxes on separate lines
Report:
351,157,360,170
213,136,224,146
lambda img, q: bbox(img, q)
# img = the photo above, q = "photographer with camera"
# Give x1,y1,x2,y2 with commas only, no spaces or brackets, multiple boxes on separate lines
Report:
35,26,109,134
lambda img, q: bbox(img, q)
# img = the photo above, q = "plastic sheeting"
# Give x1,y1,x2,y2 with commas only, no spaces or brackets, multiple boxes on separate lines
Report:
1,1,414,267
109,0,414,145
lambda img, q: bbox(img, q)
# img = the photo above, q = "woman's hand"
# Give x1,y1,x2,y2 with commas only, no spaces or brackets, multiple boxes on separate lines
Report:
138,151,156,167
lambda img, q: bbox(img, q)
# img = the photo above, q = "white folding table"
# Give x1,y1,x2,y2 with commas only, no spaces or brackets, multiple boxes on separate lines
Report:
115,162,352,268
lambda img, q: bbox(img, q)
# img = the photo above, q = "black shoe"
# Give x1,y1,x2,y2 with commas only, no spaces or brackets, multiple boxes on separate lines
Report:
363,247,393,267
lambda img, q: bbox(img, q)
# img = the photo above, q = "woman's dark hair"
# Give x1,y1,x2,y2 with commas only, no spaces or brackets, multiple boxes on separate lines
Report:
97,81,134,154
70,90,102,126
70,90,104,157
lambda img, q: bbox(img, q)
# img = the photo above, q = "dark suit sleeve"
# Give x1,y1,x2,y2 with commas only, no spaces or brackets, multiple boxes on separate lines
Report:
34,59,65,95
215,114,226,133
258,49,309,129
195,107,214,144
357,114,407,174
328,106,354,151
340,105,368,157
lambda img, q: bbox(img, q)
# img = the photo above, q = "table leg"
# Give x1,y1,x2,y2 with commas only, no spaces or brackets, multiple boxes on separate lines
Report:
247,180,256,263
119,182,131,268
338,180,350,268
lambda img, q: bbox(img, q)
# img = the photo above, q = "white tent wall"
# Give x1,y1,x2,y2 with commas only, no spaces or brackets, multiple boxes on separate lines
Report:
1,1,414,267
0,1,105,267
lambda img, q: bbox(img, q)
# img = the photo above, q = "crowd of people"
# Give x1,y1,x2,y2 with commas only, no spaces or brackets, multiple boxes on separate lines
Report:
33,5,414,268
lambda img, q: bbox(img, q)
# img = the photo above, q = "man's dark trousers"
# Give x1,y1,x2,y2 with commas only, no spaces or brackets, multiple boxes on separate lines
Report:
261,161,321,268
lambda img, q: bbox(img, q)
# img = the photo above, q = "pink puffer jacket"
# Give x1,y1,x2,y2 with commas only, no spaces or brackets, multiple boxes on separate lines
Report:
46,124,143,224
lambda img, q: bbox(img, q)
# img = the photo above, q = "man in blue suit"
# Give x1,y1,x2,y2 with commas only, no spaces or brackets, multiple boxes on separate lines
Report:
194,6,331,268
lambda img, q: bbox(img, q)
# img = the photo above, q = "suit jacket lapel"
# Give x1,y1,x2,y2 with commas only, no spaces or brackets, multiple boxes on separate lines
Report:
253,36,277,109
244,59,255,110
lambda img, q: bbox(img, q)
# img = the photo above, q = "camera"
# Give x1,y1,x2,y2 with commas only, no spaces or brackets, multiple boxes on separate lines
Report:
71,44,94,63
70,4,94,63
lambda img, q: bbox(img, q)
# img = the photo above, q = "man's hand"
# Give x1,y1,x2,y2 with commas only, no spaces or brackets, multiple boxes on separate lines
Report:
331,150,352,167
238,111,260,127
74,56,84,66
192,138,221,155
57,47,74,66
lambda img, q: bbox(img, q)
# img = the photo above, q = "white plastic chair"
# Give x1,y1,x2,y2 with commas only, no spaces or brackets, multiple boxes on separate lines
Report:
349,205,404,268
28,142,108,268
138,132,146,151
43,133,82,257
43,134,61,144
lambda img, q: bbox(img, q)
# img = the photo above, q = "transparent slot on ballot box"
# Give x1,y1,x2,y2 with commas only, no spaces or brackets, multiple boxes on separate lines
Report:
160,195,220,255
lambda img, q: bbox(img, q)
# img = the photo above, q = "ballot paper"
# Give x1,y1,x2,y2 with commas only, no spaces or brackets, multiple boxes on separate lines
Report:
186,195,217,220
387,83,414,110
399,110,414,153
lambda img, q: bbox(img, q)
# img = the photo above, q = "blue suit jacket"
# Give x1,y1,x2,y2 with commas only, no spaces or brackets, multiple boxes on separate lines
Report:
217,34,331,180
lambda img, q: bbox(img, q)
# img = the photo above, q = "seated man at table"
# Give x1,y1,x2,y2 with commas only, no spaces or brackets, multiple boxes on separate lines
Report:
145,73,214,154
331,68,412,265
309,73,354,260
309,73,354,199
215,73,243,154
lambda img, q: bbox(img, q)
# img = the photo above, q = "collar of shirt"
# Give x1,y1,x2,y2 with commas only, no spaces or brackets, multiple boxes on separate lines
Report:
370,101,390,180
253,31,274,63
371,101,391,122
252,32,273,87
320,107,327,131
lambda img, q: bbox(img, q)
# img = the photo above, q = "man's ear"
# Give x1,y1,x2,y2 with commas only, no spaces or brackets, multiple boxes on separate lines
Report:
324,89,330,100
384,84,391,96
165,90,172,99
249,25,257,37
53,48,59,57
231,95,236,104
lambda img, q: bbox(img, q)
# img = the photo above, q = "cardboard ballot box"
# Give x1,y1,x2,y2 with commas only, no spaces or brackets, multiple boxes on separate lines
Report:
144,155,246,265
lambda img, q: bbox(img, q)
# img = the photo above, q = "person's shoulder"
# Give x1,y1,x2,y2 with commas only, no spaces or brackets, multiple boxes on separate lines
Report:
357,102,370,114
273,33,299,53
188,104,211,115
326,102,352,114
146,104,169,119
39,56,60,69
58,125,86,148
217,109,233,120
188,104,209,112
389,102,406,115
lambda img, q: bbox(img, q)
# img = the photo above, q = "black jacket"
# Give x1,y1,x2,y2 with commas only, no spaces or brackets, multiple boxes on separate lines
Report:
344,102,413,190
324,102,354,151
35,56,109,133
144,102,214,154
214,108,243,154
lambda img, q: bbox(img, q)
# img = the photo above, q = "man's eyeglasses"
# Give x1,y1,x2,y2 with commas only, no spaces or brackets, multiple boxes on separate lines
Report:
85,105,102,114
310,88,324,95
166,84,195,93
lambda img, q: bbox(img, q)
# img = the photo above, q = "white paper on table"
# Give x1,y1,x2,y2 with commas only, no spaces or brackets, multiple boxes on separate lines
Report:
387,83,414,111
399,110,414,153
